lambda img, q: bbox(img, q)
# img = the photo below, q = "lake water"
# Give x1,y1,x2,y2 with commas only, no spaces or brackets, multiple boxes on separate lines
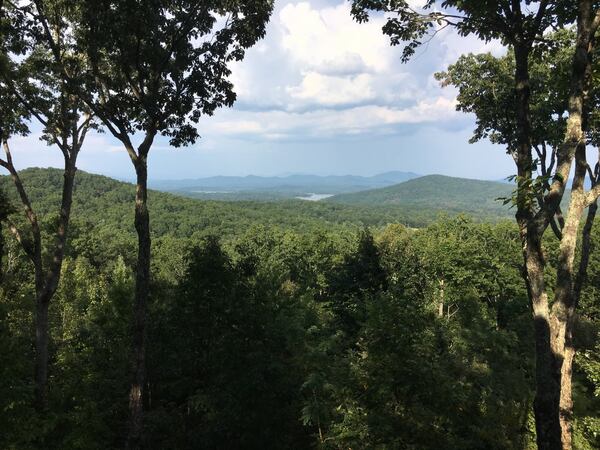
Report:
295,193,334,201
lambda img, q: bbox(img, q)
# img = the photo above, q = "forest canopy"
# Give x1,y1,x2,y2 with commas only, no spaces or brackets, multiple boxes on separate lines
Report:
1,1,600,449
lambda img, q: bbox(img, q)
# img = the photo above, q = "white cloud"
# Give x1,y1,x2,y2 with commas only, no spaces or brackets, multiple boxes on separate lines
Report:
213,120,264,134
215,0,505,139
279,2,392,74
406,0,428,9
201,95,459,140
287,72,376,107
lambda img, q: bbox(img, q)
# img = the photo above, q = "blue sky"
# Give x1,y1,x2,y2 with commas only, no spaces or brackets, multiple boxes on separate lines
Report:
7,0,515,181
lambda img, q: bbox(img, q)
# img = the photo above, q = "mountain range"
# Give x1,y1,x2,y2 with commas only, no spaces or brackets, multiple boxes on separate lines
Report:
148,171,517,219
1,169,518,228
149,171,420,200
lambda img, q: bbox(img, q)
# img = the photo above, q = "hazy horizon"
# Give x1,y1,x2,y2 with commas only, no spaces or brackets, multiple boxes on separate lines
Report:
24,168,511,183
3,0,513,182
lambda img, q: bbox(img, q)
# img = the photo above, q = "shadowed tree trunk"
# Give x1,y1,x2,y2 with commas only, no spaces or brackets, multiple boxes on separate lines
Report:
35,156,78,408
512,39,563,449
125,134,154,450
128,159,150,448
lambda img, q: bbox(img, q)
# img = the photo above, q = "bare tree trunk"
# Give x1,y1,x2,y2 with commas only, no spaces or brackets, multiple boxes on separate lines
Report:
437,278,444,318
127,157,150,449
34,296,50,409
513,40,563,450
33,157,77,410
552,152,587,450
550,4,597,447
574,201,598,304
527,234,562,450
556,199,599,448
557,342,575,450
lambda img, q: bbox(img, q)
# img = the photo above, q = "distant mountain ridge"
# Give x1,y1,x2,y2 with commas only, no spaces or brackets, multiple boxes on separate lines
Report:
149,171,421,195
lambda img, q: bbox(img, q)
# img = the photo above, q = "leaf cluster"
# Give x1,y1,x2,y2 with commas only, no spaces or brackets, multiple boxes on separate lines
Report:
73,0,273,147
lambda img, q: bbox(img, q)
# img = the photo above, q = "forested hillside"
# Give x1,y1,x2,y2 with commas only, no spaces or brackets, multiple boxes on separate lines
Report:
0,169,512,235
327,175,516,217
1,169,599,448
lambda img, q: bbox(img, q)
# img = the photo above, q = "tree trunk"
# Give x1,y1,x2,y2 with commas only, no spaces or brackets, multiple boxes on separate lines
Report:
551,3,597,447
552,153,587,450
526,235,562,450
127,158,150,449
437,278,444,318
34,295,50,410
512,40,564,450
33,158,78,411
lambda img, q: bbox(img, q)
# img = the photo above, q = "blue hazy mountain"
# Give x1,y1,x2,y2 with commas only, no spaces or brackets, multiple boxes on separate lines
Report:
149,171,420,200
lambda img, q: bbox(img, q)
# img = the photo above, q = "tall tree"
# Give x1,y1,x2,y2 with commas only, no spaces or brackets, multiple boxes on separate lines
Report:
436,28,600,448
0,188,12,280
69,1,273,445
0,0,95,411
350,1,598,448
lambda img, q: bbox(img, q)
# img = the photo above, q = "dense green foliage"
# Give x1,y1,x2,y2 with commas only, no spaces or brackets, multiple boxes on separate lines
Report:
0,169,513,239
1,169,598,448
2,1,598,448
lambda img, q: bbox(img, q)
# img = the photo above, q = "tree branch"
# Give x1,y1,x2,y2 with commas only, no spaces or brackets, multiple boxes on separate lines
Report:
6,219,34,262
1,139,42,271
0,76,49,128
573,198,597,308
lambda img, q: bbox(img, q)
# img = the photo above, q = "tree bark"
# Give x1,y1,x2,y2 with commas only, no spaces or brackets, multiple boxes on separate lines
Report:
33,157,78,410
551,150,587,450
527,234,562,450
549,3,597,447
513,39,564,450
34,296,50,410
127,157,150,450
437,278,444,318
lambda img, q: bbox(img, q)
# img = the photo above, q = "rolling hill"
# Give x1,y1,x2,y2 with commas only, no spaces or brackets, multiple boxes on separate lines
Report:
0,170,516,243
0,169,448,237
326,174,516,218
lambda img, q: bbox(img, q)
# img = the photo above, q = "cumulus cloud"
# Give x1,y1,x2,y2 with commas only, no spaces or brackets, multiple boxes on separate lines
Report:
201,95,460,141
210,0,504,141
287,72,376,107
279,2,393,74
7,0,507,171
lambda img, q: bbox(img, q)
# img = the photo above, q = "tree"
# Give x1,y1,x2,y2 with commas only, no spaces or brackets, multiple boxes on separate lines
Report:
0,0,95,411
0,188,12,280
68,1,273,445
145,235,311,448
326,229,387,337
437,26,600,450
350,2,599,448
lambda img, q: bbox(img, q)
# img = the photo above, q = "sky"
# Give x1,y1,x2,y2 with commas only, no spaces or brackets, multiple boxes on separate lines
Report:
6,0,514,181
